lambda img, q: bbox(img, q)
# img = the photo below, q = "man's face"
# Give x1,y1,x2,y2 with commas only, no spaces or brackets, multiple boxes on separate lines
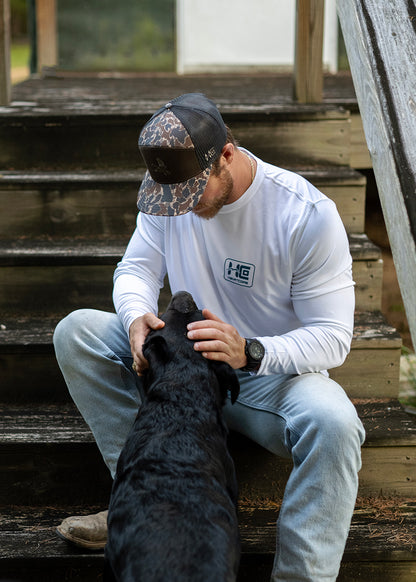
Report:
192,165,233,220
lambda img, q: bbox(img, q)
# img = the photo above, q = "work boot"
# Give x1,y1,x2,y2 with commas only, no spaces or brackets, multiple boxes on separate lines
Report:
56,510,108,550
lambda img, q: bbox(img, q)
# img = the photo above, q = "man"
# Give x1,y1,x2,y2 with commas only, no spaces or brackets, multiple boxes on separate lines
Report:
54,93,365,581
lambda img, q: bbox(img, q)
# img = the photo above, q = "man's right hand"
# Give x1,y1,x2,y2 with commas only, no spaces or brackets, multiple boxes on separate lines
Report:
129,313,165,375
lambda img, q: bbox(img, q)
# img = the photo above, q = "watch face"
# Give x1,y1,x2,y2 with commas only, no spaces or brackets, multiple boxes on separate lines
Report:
248,340,265,361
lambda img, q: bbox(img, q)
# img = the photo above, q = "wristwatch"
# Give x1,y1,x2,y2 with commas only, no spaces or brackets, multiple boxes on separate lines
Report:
241,338,265,372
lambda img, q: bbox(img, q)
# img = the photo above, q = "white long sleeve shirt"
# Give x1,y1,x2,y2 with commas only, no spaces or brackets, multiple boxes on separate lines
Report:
113,151,355,376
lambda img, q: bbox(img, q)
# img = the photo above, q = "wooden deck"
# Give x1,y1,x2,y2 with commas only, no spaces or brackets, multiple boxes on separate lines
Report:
7,72,359,114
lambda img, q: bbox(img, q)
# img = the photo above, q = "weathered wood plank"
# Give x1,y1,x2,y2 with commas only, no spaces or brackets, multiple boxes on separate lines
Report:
0,447,112,505
338,563,416,582
348,233,381,261
0,238,127,266
0,235,379,266
219,117,351,167
2,73,372,172
355,398,416,447
352,258,383,312
0,264,115,313
0,236,382,314
330,311,402,398
360,446,416,497
0,111,351,170
2,400,414,501
0,310,398,401
0,166,366,236
331,345,401,399
239,501,416,560
0,502,415,582
0,0,10,106
294,0,324,103
0,404,93,443
337,0,416,350
320,181,366,233
4,73,354,116
6,73,357,109
352,310,402,348
350,112,372,169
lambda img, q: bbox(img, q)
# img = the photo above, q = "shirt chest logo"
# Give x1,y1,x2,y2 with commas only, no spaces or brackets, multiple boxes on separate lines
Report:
224,258,255,287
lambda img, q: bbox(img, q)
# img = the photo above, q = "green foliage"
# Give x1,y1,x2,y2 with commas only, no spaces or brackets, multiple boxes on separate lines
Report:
11,43,30,68
57,0,175,72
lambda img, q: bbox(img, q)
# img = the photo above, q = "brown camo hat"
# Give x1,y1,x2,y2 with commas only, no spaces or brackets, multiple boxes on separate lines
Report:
137,93,227,216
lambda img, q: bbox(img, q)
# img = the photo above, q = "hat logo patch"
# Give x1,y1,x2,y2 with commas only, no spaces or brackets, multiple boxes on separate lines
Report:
151,157,171,178
204,147,216,162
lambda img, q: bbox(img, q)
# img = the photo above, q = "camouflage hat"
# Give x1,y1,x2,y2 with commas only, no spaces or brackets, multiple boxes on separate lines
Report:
137,93,227,216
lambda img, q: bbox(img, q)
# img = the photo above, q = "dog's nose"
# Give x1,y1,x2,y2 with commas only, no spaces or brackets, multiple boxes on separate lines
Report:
168,291,198,314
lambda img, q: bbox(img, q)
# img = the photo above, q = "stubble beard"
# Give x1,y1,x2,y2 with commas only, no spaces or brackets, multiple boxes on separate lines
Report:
192,168,234,220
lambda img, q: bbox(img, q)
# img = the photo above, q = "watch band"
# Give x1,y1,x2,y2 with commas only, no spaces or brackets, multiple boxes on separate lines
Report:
241,338,265,372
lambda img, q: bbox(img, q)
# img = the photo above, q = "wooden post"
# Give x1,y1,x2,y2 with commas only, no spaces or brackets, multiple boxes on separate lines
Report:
337,0,416,350
294,0,325,103
0,0,11,105
36,0,57,73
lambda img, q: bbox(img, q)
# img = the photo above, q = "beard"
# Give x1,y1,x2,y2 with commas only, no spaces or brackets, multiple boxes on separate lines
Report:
192,168,233,220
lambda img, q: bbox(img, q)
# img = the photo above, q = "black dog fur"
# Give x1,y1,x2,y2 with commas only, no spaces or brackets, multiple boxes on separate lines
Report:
105,291,241,582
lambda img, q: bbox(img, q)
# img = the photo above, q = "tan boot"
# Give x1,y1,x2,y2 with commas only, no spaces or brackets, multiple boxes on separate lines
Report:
56,510,108,550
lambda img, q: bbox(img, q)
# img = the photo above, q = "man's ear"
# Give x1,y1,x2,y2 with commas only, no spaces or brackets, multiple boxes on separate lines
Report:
221,142,234,166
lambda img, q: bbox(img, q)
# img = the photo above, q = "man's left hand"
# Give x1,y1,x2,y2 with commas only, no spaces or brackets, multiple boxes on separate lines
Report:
187,309,246,369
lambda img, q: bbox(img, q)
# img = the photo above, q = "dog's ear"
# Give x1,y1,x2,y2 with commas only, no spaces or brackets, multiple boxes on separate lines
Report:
143,334,170,366
213,361,240,404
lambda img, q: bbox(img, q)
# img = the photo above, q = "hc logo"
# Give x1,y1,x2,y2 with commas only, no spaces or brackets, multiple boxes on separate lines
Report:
224,259,255,287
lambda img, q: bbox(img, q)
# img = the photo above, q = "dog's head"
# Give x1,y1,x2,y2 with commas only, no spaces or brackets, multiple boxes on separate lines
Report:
142,291,240,405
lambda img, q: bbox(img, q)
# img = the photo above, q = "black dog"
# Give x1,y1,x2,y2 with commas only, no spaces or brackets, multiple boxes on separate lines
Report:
105,291,241,582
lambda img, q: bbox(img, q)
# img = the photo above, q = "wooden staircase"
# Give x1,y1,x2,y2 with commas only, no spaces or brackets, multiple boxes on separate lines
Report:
0,74,415,581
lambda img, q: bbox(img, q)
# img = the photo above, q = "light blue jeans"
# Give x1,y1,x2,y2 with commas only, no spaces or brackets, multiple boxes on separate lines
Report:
53,308,365,582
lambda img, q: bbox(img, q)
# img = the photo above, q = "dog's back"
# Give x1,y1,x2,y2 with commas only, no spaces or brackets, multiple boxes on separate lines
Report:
105,291,240,582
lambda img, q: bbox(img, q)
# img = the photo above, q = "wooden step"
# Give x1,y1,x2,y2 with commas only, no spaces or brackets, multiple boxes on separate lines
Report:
0,233,383,315
0,403,112,507
350,234,383,312
0,500,415,581
0,238,126,316
300,166,366,233
0,170,141,240
239,497,416,582
0,104,351,171
234,398,416,499
0,311,400,403
1,399,414,506
330,310,402,398
0,166,366,237
1,77,352,170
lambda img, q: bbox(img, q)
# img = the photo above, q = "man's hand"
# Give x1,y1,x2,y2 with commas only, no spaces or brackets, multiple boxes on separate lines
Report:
187,309,246,369
129,313,165,375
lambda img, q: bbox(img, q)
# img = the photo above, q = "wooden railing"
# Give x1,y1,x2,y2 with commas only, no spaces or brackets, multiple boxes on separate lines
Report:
1,0,58,105
338,0,416,349
294,0,325,103
0,0,325,106
36,0,57,74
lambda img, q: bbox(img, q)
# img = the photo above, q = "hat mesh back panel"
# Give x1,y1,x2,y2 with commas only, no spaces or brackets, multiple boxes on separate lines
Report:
174,108,226,170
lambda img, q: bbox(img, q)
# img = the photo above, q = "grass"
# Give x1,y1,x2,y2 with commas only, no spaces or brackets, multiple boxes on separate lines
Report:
11,42,30,68
11,42,30,84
